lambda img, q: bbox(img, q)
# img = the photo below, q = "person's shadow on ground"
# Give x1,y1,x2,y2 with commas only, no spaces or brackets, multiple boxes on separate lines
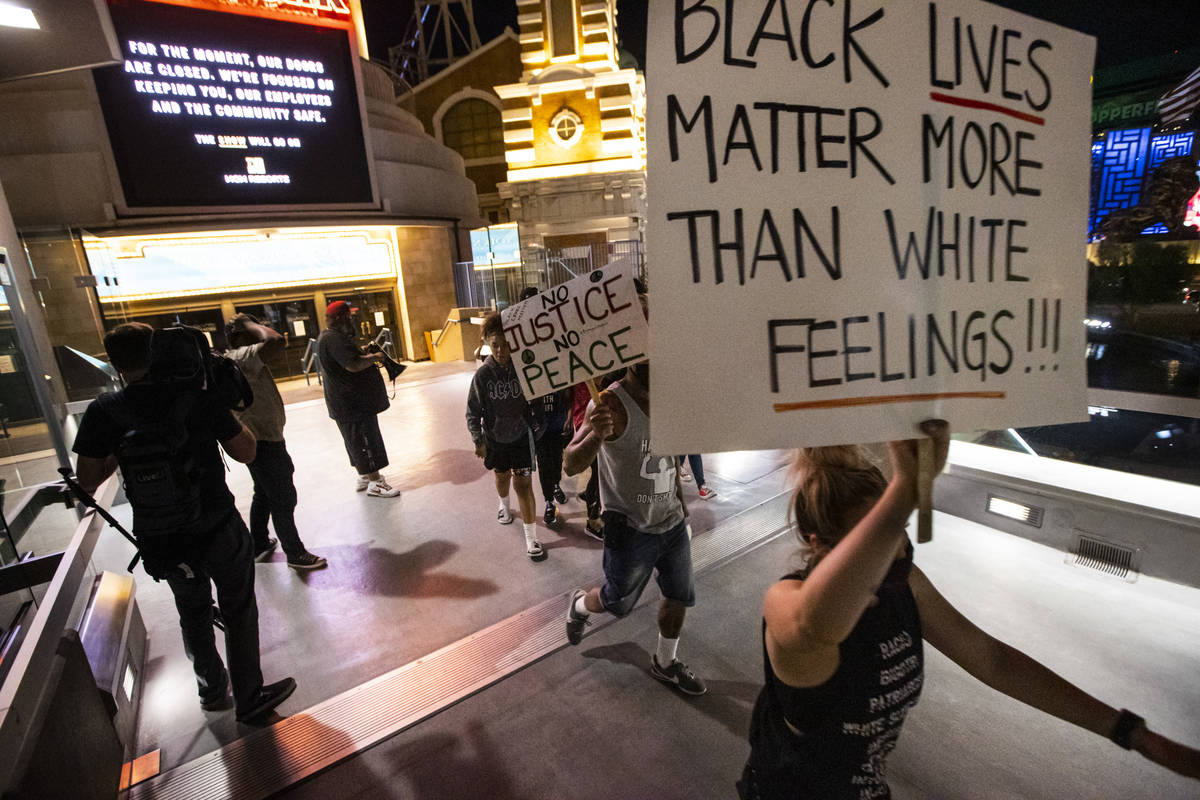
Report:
311,721,522,799
396,448,488,491
288,540,499,599
582,641,761,738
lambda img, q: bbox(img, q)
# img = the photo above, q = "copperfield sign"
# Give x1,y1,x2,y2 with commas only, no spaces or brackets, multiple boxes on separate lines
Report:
501,260,648,401
647,0,1096,452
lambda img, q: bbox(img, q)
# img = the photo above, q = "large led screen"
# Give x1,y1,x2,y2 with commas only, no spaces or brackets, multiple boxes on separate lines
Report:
92,1,374,209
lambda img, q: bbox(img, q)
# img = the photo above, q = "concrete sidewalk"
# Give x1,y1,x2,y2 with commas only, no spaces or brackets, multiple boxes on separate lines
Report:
121,360,789,770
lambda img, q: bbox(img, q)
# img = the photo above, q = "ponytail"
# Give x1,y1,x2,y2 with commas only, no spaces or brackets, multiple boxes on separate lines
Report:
789,445,887,573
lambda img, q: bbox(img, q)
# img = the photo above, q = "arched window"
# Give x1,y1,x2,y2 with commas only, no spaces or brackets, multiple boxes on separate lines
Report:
441,98,503,161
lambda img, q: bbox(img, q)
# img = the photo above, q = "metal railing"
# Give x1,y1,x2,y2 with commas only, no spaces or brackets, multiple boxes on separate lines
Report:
454,240,644,309
300,340,321,386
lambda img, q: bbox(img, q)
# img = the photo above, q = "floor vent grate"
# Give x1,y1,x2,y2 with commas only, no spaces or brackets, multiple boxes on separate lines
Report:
1072,534,1138,580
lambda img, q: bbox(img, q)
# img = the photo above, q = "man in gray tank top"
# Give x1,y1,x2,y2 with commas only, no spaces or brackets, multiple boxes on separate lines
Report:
563,358,706,696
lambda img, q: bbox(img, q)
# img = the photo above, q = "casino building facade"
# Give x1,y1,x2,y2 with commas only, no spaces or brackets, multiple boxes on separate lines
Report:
0,0,482,406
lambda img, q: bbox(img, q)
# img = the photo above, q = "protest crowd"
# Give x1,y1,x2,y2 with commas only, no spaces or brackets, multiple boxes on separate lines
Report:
68,273,1200,796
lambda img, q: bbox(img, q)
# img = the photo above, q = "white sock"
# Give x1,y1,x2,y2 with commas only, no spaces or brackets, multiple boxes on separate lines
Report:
656,634,679,666
523,521,538,547
498,495,510,514
573,595,593,618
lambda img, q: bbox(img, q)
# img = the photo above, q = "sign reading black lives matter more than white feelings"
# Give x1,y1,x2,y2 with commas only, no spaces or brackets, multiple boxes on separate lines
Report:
646,0,1096,454
92,0,374,209
501,261,649,402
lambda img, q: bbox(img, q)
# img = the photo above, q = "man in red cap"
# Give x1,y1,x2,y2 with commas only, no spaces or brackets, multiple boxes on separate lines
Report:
316,300,400,497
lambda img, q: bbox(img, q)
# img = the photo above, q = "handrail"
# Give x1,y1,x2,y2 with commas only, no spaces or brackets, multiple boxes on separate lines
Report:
433,319,459,349
0,475,119,789
301,340,320,385
372,327,396,360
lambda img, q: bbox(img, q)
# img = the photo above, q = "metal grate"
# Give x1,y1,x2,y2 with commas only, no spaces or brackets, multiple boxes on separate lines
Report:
1073,535,1136,579
129,493,791,800
985,494,1044,528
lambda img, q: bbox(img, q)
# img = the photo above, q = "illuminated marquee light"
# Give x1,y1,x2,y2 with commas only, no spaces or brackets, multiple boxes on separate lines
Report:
85,226,397,302
0,2,38,30
148,0,352,23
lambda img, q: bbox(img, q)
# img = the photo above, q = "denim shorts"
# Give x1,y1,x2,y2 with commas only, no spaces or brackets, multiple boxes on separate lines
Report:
599,513,695,616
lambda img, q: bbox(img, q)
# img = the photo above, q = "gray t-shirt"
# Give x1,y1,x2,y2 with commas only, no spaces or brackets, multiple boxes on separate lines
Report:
228,342,285,442
595,383,684,534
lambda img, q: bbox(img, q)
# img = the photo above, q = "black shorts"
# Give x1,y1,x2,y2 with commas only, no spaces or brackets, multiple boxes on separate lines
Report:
335,415,388,474
484,434,534,474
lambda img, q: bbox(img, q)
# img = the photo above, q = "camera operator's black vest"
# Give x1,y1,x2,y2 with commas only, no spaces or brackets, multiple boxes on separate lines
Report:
100,325,253,538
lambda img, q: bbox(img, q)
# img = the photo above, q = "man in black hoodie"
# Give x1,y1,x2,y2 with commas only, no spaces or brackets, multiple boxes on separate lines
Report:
466,312,545,562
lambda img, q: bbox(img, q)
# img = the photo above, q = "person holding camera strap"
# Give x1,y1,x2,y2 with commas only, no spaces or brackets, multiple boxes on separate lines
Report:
226,314,326,571
73,322,297,724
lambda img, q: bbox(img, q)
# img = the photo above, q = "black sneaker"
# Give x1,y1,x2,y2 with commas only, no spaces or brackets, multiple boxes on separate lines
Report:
287,552,328,571
544,502,557,526
253,537,278,562
211,604,226,632
651,655,708,696
200,670,229,710
236,677,297,723
553,484,567,505
584,516,604,542
566,589,590,645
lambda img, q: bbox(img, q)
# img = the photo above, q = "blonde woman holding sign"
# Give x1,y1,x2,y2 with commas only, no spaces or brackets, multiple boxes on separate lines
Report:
739,420,1200,799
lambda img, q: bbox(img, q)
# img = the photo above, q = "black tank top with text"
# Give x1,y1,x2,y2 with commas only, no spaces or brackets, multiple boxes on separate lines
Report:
743,560,923,800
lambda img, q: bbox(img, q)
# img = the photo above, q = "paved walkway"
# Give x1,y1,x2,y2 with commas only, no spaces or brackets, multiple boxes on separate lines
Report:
112,360,788,771
89,358,1200,797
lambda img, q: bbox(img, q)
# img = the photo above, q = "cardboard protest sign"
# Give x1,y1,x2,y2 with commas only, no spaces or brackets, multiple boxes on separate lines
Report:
647,0,1096,453
500,260,648,401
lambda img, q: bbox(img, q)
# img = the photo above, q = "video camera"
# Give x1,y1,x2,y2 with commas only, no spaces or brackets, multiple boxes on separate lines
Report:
149,325,253,411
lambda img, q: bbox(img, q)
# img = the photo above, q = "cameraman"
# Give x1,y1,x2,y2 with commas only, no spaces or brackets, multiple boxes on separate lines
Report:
73,322,297,724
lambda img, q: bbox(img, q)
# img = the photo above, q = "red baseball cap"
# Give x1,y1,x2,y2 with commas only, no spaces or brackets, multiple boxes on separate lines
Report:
326,300,357,317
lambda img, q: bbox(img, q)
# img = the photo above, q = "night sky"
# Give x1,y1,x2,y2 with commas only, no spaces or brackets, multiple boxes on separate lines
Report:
359,1,1196,75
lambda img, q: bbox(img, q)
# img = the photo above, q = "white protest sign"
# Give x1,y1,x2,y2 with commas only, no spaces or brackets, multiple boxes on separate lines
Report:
647,0,1096,453
500,260,648,401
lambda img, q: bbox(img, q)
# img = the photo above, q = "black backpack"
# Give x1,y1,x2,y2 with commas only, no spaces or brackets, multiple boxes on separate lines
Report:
95,324,251,540
97,389,203,540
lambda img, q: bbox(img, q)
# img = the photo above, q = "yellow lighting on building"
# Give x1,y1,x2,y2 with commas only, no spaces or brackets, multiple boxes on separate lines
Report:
507,157,641,181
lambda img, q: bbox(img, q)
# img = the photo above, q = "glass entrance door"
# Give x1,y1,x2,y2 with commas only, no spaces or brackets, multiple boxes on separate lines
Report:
325,290,398,356
233,300,318,380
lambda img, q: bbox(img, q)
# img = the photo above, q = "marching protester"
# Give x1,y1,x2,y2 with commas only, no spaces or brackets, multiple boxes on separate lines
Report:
316,300,400,498
534,386,572,527
517,287,572,528
467,311,546,562
73,322,296,723
679,454,717,501
572,381,605,540
738,420,1200,798
563,293,706,695
225,314,327,570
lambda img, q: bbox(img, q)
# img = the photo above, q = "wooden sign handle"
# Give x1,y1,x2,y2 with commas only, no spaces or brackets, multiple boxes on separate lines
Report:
585,380,602,403
916,438,934,543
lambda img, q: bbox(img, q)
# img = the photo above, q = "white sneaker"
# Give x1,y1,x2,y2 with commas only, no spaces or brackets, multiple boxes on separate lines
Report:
366,479,400,498
497,506,513,525
679,467,693,483
355,475,369,492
